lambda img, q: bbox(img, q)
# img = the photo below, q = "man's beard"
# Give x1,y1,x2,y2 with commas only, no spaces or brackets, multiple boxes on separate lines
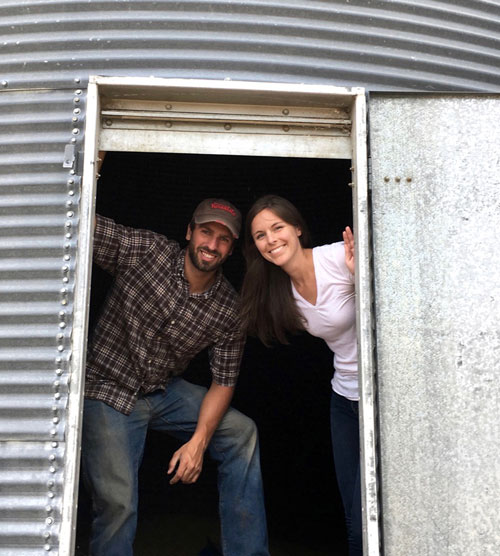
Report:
187,243,228,273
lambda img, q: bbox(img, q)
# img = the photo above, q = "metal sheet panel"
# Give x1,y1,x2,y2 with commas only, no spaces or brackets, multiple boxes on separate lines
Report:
369,94,500,555
0,0,499,91
0,88,85,554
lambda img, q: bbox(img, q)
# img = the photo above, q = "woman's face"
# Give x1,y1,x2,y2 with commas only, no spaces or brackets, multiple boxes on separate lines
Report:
251,208,302,268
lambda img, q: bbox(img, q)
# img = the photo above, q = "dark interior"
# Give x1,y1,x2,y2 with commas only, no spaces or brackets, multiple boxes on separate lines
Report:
77,151,353,556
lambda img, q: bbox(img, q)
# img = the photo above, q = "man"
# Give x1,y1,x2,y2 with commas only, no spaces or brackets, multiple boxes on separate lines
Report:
82,198,269,556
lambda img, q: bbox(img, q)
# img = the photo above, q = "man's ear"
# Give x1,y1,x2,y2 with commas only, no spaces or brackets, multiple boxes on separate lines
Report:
185,224,192,241
297,227,302,237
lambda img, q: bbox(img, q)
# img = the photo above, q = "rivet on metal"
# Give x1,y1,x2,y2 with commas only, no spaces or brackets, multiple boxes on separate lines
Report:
165,121,172,128
384,177,390,182
105,119,112,126
70,169,75,175
72,128,79,135
54,393,61,400
282,109,289,115
62,265,69,272
70,138,77,144
55,357,62,364
65,233,72,239
64,254,71,261
56,369,63,376
395,177,401,183
57,345,64,352
44,544,51,551
46,517,54,525
74,97,80,103
50,428,57,436
52,417,60,424
67,179,75,187
66,211,74,218
44,531,51,539
49,453,56,461
48,492,55,499
406,177,412,183
72,116,78,123
75,89,82,95
46,505,53,513
73,108,81,115
224,124,232,131
64,243,71,250
61,299,68,306
59,322,67,329
1,80,8,87
66,201,73,208
348,182,354,188
68,190,75,196
60,288,67,295
65,221,72,229
62,277,69,284
166,104,172,110
52,442,58,448
283,126,290,132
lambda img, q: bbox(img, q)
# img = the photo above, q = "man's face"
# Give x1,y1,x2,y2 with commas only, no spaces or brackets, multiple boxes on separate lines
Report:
186,221,234,273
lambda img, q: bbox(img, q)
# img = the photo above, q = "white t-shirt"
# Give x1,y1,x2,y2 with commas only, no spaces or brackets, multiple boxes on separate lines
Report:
291,242,358,401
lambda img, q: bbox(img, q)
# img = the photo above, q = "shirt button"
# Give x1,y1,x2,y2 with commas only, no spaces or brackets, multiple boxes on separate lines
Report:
170,320,175,325
147,359,152,364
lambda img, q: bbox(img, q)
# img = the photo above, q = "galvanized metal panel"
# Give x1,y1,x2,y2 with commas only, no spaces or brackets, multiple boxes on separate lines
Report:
369,93,500,555
0,87,85,554
0,0,499,91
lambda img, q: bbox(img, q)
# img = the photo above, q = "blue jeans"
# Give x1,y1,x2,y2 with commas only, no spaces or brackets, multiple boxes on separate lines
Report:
330,390,362,556
81,378,269,556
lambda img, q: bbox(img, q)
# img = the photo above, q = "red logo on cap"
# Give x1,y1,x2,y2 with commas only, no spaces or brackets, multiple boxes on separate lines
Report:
211,202,236,217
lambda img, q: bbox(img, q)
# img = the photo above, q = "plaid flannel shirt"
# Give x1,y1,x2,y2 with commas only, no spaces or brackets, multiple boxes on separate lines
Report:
85,215,245,415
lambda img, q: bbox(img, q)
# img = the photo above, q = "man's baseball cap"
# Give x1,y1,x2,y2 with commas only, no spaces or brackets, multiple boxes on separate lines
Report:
192,198,242,239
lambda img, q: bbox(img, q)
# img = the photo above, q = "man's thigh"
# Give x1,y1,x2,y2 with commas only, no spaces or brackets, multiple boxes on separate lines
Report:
147,378,257,456
82,399,150,494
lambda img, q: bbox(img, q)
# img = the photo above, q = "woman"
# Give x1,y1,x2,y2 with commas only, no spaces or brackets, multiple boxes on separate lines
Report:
240,195,361,556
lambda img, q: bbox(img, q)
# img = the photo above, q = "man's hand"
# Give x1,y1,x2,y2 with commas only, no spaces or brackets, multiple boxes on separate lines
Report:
166,381,234,485
167,437,206,485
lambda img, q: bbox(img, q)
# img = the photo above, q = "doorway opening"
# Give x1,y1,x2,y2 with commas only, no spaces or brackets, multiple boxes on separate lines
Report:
75,150,353,555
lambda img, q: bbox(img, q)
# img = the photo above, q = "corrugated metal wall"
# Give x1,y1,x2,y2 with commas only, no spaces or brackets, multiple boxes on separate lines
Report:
0,1,499,554
0,88,84,554
0,0,499,92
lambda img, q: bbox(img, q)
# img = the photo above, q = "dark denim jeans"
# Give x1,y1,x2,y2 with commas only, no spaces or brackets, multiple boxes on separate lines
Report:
330,390,362,556
82,378,269,556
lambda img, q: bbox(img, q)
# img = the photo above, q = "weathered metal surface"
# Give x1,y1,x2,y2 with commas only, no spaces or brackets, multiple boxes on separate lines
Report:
351,92,381,556
96,76,354,157
0,0,499,91
0,87,85,554
369,93,500,555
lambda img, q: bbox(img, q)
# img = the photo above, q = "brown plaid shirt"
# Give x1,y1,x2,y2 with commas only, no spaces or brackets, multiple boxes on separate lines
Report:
85,215,245,415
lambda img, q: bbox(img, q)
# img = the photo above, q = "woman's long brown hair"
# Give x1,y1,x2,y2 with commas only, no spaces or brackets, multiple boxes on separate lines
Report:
240,195,312,346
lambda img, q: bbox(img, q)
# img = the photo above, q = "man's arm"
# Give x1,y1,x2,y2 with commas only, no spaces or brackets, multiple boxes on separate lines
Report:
167,381,234,484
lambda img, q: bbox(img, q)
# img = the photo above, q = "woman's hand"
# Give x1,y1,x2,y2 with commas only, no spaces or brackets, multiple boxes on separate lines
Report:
343,226,355,275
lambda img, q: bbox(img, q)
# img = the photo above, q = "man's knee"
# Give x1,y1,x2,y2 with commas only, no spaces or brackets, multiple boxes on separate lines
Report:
219,409,260,457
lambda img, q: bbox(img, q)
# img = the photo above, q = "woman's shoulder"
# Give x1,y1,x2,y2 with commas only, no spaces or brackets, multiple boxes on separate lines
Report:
314,241,345,262
314,242,351,279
